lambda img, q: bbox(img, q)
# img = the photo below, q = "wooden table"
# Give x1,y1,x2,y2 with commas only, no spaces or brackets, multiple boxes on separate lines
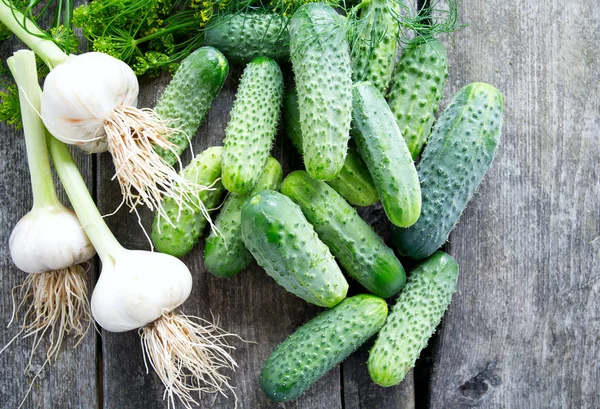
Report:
1,0,598,408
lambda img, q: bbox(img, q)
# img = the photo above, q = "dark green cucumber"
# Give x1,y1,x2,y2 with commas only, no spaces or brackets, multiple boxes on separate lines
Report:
283,88,378,206
351,82,421,227
368,251,458,386
155,47,228,165
241,190,348,307
222,57,283,194
261,294,388,402
204,157,282,278
387,37,448,159
204,13,290,63
351,0,399,93
281,171,405,298
290,3,352,180
392,82,503,260
151,146,225,257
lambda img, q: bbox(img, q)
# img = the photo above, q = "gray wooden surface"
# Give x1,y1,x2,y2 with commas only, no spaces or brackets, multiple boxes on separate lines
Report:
0,0,598,408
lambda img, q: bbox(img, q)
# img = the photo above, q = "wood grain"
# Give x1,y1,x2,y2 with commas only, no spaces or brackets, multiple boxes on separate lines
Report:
429,1,600,408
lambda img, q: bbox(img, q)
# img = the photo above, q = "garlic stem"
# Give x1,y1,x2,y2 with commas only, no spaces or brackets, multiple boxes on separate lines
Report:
7,51,59,209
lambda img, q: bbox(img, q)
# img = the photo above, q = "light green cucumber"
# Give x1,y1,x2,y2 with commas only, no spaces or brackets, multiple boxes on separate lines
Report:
368,251,458,386
290,3,352,180
151,146,225,257
283,88,378,206
241,190,348,307
351,82,421,227
387,37,448,159
154,47,229,165
351,0,399,93
392,83,503,260
281,171,405,298
204,13,289,63
204,157,282,278
222,57,283,194
261,294,388,402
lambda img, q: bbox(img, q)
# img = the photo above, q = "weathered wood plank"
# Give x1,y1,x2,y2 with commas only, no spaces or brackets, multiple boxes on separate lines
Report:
429,1,600,408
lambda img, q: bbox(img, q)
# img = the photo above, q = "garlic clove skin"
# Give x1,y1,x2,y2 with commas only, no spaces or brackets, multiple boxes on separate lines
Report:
40,52,138,151
91,250,193,332
9,204,96,274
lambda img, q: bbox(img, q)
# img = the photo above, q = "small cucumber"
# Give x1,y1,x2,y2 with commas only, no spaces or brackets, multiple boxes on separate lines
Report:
351,0,399,94
290,3,352,180
368,251,458,386
204,13,290,63
392,83,503,260
261,294,388,402
151,146,225,257
222,57,283,194
283,88,378,207
204,157,283,278
241,190,348,307
387,37,448,159
351,82,421,227
155,47,229,165
281,171,405,298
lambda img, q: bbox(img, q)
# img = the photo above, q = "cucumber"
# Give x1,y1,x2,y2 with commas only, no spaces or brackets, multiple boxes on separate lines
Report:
283,88,378,207
204,157,283,278
387,37,448,159
222,57,283,194
241,190,348,307
151,146,225,257
351,0,399,94
154,47,228,165
281,171,405,298
392,83,503,260
204,13,290,63
368,251,458,386
351,82,421,227
261,294,388,402
290,3,352,180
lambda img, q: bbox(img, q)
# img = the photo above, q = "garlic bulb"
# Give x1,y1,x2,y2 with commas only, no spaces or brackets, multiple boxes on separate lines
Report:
91,250,192,332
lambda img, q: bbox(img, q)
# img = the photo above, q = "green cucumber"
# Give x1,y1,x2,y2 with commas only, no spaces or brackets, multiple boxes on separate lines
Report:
392,82,503,260
283,88,378,207
151,146,225,257
351,82,421,227
351,0,399,94
155,47,228,165
222,57,283,194
241,190,348,307
368,251,458,386
290,3,352,180
204,157,283,278
204,13,290,63
281,171,405,298
261,294,388,402
387,37,448,159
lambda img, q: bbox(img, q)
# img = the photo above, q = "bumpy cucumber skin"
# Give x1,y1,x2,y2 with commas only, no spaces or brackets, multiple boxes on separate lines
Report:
290,3,352,181
151,147,225,257
351,82,421,227
351,0,399,94
155,47,228,166
241,190,348,307
222,57,283,194
368,251,458,386
204,157,283,278
387,38,448,159
392,83,503,260
281,171,405,298
283,89,378,206
204,13,289,63
261,294,388,402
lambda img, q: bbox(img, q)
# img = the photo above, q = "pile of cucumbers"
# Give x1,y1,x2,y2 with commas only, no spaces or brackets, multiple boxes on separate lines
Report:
151,2,504,403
